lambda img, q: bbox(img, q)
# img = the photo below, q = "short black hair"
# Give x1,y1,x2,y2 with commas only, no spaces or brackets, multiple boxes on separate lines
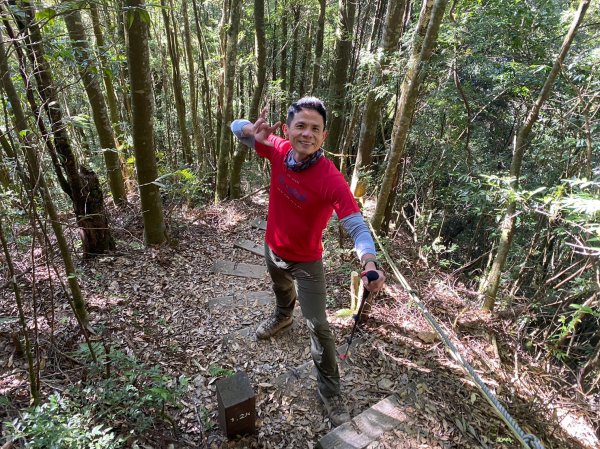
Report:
286,96,327,128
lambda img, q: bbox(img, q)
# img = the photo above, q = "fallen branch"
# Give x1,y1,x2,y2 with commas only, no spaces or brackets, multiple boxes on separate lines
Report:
239,185,268,201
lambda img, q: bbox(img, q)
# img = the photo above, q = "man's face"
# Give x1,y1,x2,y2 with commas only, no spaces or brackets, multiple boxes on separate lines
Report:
283,109,328,161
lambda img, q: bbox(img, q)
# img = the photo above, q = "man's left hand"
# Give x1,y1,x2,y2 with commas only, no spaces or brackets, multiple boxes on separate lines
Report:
361,269,385,293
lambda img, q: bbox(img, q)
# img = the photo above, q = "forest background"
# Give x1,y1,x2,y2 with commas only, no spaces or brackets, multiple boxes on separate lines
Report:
0,0,598,447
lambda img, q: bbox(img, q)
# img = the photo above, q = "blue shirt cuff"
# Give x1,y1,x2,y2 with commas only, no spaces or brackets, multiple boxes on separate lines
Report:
340,212,377,259
231,119,256,149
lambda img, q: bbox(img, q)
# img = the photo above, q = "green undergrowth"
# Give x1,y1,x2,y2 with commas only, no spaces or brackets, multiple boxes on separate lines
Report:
3,343,189,448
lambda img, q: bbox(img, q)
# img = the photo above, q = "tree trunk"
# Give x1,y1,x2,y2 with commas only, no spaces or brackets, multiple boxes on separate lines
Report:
182,0,204,164
350,0,373,77
368,0,387,51
288,5,301,100
249,0,267,122
298,24,312,97
215,0,241,202
0,214,42,405
271,0,279,84
215,0,230,162
116,0,133,125
310,0,326,94
350,0,406,196
480,0,590,311
229,0,266,198
191,0,214,163
13,0,114,257
326,0,357,167
229,142,246,199
125,0,167,245
0,29,90,328
453,59,473,169
280,1,288,116
63,8,127,206
162,0,193,165
0,133,13,189
583,108,593,180
371,0,447,233
0,15,72,198
89,4,124,142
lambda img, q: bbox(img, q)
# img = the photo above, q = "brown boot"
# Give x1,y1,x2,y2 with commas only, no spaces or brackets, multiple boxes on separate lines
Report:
256,313,293,340
318,390,351,427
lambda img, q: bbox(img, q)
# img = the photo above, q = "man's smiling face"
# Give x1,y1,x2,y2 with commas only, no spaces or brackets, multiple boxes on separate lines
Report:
283,109,328,162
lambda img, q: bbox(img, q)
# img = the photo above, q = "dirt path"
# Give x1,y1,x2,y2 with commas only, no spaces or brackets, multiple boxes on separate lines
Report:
1,196,597,448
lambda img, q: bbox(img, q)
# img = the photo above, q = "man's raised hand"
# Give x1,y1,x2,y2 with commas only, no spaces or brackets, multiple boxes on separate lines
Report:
253,108,281,146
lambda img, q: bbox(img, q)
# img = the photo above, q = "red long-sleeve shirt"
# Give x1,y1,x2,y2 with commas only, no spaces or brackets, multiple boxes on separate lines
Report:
256,135,360,262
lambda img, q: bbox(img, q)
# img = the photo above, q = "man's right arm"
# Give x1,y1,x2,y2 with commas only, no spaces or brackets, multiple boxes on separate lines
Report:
231,119,256,149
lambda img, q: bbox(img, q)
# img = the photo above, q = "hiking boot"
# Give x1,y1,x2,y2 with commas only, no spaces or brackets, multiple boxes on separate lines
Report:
255,313,293,340
318,390,351,427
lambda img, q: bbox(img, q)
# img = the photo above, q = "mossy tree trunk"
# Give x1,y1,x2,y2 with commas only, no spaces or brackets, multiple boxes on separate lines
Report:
215,0,241,202
350,0,406,196
279,0,288,118
298,24,312,97
371,0,446,233
63,8,127,206
182,0,204,165
326,0,357,167
13,0,114,257
288,5,301,100
191,0,215,162
310,0,326,94
161,0,193,165
125,0,167,244
89,4,124,143
0,133,13,189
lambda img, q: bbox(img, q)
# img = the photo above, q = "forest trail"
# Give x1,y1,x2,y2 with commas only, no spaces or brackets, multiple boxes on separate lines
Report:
108,197,589,449
3,197,596,449
205,214,429,448
210,218,420,448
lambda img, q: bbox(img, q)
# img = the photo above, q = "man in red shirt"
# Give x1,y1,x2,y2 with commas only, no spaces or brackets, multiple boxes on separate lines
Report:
232,97,385,426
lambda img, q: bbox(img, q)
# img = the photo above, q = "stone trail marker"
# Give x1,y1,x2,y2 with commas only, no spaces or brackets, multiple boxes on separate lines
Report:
216,371,256,438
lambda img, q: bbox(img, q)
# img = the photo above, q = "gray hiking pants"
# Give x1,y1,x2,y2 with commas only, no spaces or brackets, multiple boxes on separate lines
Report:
264,242,340,397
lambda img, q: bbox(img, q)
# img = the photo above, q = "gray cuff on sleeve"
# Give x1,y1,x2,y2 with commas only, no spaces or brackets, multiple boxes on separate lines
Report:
340,212,377,259
231,119,256,149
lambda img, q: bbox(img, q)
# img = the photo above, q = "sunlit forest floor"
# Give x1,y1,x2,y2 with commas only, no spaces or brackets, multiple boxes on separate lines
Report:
1,193,598,448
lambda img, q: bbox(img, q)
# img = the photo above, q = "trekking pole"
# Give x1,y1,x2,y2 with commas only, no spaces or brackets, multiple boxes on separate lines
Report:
339,270,379,361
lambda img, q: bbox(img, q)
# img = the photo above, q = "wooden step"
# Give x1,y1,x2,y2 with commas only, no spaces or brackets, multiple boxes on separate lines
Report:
251,218,267,230
212,260,266,279
208,291,273,311
316,394,409,449
234,239,264,257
